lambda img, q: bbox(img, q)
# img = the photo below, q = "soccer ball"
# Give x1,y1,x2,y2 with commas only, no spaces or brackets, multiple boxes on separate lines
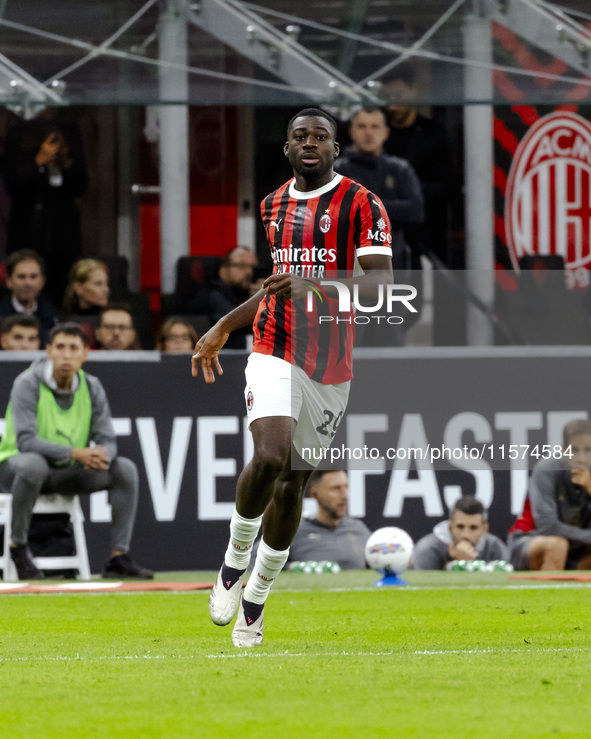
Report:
365,527,414,575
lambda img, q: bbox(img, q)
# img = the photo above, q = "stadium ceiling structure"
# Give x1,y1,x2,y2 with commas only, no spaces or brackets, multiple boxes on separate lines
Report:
0,0,589,117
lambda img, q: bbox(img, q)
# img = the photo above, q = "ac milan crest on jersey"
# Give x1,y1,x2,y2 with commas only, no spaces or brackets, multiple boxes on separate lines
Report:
246,390,254,411
505,111,591,272
319,212,332,233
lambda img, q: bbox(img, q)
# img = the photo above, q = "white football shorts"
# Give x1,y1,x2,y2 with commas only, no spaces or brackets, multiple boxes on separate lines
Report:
244,352,350,466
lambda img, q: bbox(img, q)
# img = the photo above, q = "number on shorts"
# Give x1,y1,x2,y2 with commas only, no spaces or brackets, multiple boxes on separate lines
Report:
316,409,343,439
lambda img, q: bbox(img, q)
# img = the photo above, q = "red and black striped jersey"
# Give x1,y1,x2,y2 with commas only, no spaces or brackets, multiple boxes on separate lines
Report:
253,174,392,384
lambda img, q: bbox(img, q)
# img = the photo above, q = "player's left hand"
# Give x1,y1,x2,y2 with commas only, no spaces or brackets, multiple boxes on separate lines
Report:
263,273,309,301
571,468,591,494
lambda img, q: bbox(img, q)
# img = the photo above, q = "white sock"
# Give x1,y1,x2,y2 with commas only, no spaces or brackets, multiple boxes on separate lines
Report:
223,510,263,570
243,539,289,605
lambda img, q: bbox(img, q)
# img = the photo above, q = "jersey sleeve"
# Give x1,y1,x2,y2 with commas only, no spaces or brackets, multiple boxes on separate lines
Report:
354,190,393,259
260,197,270,244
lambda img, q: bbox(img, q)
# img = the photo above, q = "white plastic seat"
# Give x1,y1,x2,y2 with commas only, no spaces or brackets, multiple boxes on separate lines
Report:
0,493,91,581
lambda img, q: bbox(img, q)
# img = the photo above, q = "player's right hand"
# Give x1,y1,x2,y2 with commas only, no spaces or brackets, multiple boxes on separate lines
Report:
571,468,591,494
191,325,229,383
448,540,477,561
72,446,111,470
263,273,310,301
35,133,64,166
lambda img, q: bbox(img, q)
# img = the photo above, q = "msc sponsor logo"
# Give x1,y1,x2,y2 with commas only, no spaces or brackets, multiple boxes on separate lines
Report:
367,228,393,243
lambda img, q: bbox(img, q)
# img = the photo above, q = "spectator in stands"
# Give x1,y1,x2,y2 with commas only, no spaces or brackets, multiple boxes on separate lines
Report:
1,315,41,351
158,317,198,353
62,258,110,317
4,110,88,304
382,65,451,266
334,106,424,276
412,496,508,570
508,419,591,571
0,322,153,580
0,249,61,345
287,470,371,569
95,305,139,351
187,246,257,348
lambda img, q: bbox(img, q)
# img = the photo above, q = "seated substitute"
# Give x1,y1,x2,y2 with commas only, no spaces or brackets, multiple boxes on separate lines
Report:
0,322,153,580
508,419,591,571
288,470,371,569
1,315,41,351
412,496,508,570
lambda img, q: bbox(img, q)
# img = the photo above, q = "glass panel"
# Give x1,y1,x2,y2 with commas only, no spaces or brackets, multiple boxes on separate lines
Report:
0,0,588,109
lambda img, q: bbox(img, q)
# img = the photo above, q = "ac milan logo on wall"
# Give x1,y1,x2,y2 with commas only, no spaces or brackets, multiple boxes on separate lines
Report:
319,213,332,234
505,111,591,272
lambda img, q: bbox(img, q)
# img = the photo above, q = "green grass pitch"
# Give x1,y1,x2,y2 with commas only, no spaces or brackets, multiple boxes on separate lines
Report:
1,570,589,738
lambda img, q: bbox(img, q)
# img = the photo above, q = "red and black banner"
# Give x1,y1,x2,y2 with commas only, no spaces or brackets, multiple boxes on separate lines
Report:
493,23,591,287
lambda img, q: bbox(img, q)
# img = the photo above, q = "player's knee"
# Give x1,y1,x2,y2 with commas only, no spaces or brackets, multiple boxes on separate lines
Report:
544,536,569,558
110,457,139,491
251,446,287,480
12,453,50,485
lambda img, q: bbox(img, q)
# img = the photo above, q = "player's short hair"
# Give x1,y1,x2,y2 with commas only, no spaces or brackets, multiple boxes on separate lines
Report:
563,419,591,445
1,314,41,335
48,321,88,346
287,108,337,138
6,249,46,278
450,495,487,522
307,469,346,492
350,106,388,125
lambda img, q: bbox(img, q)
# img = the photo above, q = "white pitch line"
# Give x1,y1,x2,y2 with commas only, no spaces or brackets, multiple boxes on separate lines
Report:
0,645,586,664
205,645,590,660
283,581,591,593
2,581,591,599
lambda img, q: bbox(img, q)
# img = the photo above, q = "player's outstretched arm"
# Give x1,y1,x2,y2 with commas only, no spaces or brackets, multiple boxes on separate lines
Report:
192,288,266,383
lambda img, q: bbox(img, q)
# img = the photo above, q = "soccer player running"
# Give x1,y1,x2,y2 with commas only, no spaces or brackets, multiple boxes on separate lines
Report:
192,108,393,647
